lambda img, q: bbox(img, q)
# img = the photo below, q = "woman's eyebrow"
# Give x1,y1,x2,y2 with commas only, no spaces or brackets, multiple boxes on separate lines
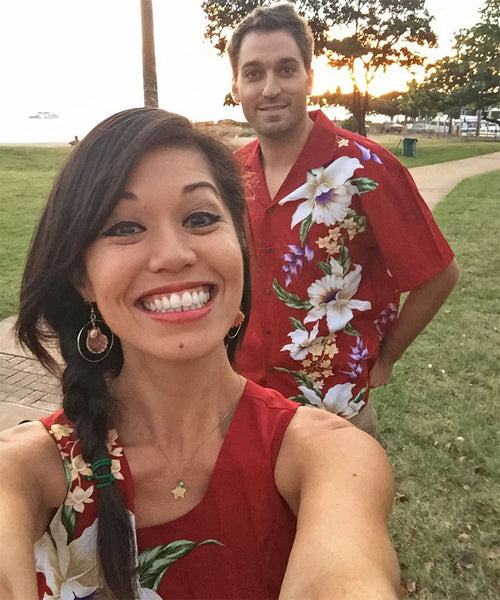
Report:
183,181,220,196
113,191,138,202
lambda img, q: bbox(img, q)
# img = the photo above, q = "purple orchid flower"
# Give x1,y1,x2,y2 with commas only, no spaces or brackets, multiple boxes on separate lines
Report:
341,337,368,381
282,242,314,286
354,141,383,165
374,303,398,339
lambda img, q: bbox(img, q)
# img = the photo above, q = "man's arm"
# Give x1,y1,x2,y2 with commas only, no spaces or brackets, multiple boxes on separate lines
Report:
369,258,459,388
276,409,400,599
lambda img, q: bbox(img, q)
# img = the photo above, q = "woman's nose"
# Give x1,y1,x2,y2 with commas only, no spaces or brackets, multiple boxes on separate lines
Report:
147,229,197,273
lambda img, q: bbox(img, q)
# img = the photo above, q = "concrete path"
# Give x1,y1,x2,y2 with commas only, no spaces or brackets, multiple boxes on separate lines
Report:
1,151,499,431
410,151,500,209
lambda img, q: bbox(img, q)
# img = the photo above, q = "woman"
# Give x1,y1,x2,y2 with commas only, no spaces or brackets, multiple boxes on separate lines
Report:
0,108,399,599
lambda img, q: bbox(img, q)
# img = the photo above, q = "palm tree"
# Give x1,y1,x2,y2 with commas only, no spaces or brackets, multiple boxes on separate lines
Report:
141,0,158,108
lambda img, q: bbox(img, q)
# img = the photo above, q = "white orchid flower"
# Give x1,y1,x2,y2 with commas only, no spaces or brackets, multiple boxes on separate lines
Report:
305,261,371,332
323,382,358,417
298,385,324,408
279,156,362,228
35,508,99,600
281,323,320,360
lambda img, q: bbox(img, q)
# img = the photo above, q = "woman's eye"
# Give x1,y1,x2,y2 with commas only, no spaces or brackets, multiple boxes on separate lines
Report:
102,221,145,237
183,212,221,229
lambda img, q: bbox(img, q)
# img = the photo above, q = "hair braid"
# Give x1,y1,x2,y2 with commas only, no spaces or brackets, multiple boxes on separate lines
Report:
59,327,138,599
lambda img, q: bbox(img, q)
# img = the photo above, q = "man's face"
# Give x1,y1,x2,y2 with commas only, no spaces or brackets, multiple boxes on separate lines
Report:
232,30,313,141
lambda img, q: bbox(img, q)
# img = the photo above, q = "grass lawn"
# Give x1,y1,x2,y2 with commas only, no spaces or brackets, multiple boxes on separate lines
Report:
372,170,500,599
375,134,500,168
0,146,71,318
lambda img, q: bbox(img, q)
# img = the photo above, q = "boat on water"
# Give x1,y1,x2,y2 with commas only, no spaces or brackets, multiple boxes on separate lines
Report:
29,111,59,119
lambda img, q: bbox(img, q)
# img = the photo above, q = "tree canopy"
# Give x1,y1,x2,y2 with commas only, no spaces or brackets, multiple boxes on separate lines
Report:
202,0,437,135
423,0,499,113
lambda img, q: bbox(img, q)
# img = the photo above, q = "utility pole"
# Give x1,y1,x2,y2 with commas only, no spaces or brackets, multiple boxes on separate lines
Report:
140,0,158,108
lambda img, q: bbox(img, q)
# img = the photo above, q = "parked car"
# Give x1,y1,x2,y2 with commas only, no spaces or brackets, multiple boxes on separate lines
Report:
383,121,403,133
407,122,428,133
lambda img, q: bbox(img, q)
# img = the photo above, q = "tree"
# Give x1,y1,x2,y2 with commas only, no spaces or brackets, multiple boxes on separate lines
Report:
398,78,445,119
202,0,437,135
418,0,500,116
140,0,158,108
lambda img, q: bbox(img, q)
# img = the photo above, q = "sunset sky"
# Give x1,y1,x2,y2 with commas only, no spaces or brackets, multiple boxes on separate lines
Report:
0,0,485,135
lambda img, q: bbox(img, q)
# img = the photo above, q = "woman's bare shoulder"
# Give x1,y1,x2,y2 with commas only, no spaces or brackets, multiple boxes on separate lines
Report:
0,421,67,507
276,407,393,513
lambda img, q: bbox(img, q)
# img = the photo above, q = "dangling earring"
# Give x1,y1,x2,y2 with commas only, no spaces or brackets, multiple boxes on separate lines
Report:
227,310,245,340
77,303,114,363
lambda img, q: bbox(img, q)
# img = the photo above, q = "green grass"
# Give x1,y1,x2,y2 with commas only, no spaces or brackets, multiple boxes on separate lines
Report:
374,135,500,168
0,147,70,318
372,170,500,599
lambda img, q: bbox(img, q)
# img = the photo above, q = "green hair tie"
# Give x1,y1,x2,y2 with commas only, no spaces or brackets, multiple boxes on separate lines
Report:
84,458,117,488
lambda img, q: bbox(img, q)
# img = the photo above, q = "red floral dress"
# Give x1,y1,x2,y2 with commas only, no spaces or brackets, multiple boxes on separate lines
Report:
35,380,298,599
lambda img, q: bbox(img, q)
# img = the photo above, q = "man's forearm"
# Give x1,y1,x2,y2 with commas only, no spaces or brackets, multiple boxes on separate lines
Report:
377,259,459,366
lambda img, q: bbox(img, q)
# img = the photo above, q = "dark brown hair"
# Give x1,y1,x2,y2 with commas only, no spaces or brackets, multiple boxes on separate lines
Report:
227,3,314,76
16,108,251,599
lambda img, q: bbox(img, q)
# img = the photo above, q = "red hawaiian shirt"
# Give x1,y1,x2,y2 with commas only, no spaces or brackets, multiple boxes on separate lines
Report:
234,110,454,418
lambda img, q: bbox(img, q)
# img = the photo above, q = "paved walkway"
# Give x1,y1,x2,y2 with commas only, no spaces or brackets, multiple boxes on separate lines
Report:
1,151,499,431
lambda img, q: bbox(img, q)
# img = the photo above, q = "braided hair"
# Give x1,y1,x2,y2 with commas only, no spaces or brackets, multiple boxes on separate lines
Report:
16,108,251,598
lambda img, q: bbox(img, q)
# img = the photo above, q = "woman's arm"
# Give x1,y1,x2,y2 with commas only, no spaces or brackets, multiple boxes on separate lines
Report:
0,422,67,599
276,409,400,599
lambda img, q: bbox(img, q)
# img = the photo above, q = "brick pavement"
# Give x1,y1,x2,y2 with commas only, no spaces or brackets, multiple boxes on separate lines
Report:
0,352,61,430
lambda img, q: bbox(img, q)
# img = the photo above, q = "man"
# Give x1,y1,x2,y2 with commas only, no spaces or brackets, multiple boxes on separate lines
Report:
229,4,459,435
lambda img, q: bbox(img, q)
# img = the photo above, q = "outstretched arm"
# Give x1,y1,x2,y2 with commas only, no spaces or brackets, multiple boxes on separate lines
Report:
0,422,66,599
276,409,400,599
369,258,459,388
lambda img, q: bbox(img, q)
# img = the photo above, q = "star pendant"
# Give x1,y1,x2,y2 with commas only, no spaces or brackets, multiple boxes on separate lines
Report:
171,482,186,500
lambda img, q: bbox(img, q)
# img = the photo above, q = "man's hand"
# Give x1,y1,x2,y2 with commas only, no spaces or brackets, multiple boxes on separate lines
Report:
368,355,394,388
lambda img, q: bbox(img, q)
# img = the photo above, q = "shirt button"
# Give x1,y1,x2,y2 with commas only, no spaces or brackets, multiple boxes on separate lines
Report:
266,248,272,253
265,289,271,295
266,207,274,213
265,329,272,335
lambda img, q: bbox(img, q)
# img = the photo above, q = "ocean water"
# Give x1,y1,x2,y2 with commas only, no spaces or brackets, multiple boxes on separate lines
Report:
0,113,101,145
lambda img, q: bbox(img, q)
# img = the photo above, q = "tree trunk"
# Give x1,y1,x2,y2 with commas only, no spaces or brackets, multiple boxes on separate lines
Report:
351,87,367,137
141,0,158,108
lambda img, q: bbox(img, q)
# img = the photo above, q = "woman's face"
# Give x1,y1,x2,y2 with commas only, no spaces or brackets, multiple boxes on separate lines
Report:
79,146,244,363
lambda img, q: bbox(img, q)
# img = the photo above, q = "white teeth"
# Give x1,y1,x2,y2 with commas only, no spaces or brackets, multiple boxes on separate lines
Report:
143,288,211,313
181,291,192,307
169,293,181,309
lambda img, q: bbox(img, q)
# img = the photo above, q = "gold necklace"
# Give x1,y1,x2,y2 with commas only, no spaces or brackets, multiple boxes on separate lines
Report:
130,376,244,501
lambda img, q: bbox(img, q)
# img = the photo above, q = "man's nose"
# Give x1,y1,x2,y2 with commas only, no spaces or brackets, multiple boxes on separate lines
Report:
262,73,281,98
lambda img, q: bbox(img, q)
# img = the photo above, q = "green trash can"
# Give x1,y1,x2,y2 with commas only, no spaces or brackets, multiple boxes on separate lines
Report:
403,137,417,157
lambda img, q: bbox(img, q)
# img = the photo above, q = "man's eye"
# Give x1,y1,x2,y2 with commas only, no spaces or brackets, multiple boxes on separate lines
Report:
280,66,295,76
102,221,145,237
245,70,260,81
183,212,221,229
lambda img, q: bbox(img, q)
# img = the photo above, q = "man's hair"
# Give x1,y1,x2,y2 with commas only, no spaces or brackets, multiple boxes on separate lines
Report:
228,3,314,76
